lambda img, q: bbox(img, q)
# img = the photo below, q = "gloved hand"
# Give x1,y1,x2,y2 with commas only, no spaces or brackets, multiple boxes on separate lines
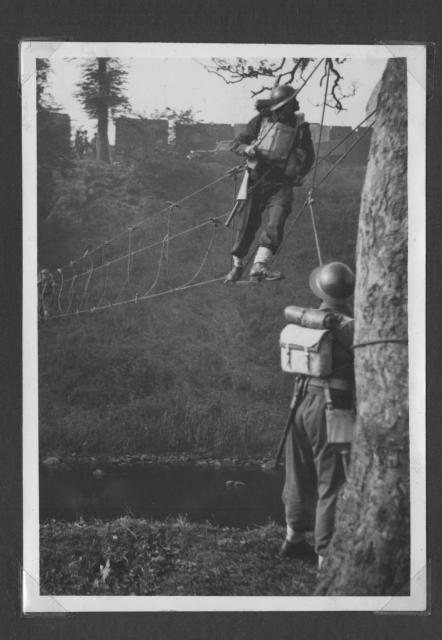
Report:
244,145,257,158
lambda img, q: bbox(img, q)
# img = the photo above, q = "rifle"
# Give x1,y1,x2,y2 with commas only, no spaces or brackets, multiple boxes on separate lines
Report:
273,376,305,470
187,140,234,160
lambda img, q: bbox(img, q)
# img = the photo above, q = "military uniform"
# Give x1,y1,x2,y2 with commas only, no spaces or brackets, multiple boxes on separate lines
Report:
282,301,354,556
230,112,315,261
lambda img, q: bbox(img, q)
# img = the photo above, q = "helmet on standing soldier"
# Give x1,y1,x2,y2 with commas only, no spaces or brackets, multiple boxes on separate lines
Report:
309,262,355,304
269,85,300,112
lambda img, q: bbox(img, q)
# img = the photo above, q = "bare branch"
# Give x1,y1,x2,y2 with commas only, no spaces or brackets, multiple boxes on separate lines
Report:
203,56,353,112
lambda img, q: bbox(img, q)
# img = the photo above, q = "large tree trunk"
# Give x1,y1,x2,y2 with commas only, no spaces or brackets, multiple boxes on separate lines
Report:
96,58,111,163
316,58,409,595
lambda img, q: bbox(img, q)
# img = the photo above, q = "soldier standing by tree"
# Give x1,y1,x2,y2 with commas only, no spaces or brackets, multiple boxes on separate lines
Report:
279,262,355,569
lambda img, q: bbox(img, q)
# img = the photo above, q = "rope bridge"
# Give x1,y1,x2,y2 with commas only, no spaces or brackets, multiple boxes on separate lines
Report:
41,66,375,322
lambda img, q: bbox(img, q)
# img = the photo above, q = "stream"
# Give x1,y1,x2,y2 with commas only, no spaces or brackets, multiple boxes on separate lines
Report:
40,461,285,527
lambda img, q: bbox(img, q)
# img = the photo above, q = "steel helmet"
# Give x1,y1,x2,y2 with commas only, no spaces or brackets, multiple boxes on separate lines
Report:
270,85,299,112
309,262,355,304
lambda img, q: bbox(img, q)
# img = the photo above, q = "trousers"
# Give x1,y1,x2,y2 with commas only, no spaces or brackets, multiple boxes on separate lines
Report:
282,387,350,554
231,181,293,259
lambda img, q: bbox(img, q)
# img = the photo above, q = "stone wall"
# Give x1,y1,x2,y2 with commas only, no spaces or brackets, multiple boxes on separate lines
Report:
37,111,71,158
115,117,169,151
175,123,234,152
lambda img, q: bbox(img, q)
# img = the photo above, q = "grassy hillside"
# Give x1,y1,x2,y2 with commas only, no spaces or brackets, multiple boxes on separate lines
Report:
38,149,365,459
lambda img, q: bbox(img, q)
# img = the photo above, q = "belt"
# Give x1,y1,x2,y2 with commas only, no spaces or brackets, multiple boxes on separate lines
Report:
307,378,353,392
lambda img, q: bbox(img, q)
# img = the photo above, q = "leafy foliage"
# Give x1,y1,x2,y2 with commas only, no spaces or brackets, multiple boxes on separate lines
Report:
36,59,72,224
75,58,129,120
75,58,129,162
37,58,57,112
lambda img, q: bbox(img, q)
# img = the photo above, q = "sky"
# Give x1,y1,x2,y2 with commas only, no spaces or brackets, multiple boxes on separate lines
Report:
46,56,387,143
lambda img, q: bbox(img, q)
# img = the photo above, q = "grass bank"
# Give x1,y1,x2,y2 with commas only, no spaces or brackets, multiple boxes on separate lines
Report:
40,516,318,596
38,155,365,460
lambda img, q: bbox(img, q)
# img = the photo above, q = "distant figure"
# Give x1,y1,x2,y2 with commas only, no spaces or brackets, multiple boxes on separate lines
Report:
74,129,85,158
38,268,55,318
225,85,315,283
279,262,355,570
81,129,90,155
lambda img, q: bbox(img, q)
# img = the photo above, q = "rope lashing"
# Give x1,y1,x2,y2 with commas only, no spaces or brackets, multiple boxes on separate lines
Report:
352,338,408,349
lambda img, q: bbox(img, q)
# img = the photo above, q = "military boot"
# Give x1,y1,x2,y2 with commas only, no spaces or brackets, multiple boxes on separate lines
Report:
249,246,284,282
249,262,284,282
224,265,243,283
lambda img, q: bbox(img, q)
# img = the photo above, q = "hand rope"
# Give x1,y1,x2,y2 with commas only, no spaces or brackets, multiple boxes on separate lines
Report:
61,210,229,285
55,166,242,273
53,62,324,275
114,225,135,303
47,276,226,320
180,218,219,287
77,251,94,311
272,116,376,267
142,235,168,297
308,58,331,266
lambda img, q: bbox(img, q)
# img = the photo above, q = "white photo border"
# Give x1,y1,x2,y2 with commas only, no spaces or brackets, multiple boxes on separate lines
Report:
22,41,426,612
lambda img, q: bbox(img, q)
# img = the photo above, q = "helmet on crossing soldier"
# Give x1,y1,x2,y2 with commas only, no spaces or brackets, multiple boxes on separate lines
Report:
269,85,300,112
309,262,355,304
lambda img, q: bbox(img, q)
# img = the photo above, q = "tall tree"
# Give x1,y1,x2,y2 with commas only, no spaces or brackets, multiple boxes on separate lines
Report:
36,59,70,224
75,58,129,163
316,57,409,595
37,58,54,112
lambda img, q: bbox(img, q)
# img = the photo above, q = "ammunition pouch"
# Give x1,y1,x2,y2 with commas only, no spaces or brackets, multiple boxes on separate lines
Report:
323,381,355,444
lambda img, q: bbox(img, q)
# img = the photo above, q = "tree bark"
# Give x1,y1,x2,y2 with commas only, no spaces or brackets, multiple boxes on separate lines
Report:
316,58,409,596
96,58,111,163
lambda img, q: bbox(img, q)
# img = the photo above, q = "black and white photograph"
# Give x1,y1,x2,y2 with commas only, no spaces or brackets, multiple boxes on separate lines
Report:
21,42,426,612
